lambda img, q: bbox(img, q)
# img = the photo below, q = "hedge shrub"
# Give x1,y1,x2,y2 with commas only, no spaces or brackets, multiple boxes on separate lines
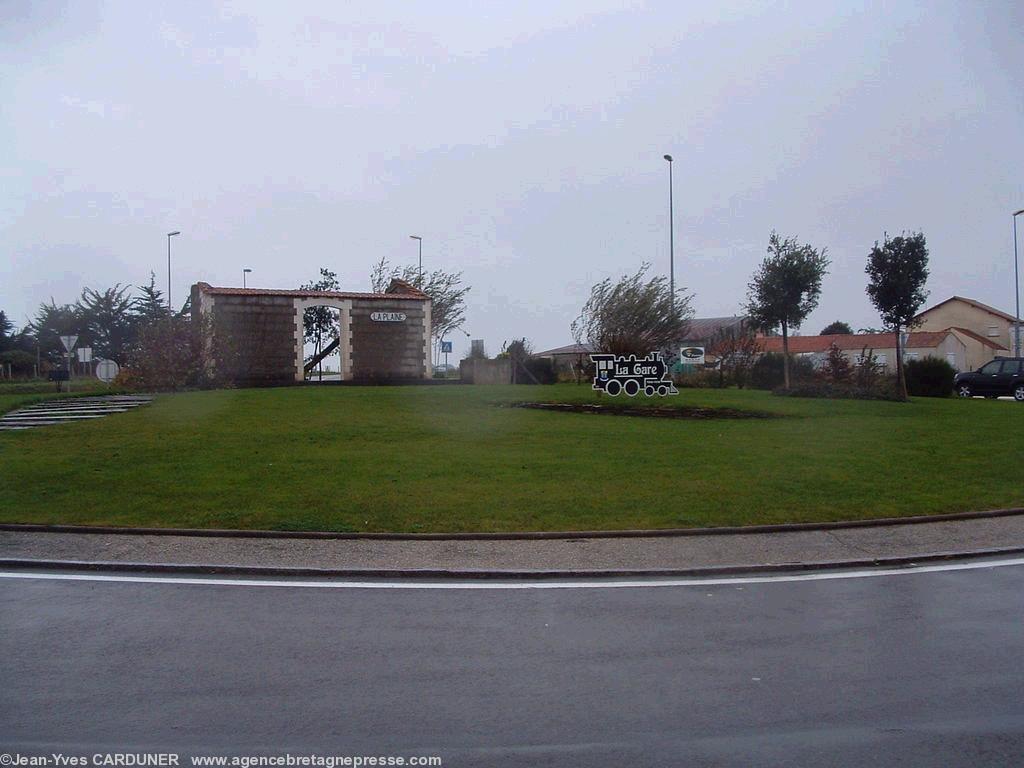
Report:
773,379,903,401
750,352,816,390
904,356,955,398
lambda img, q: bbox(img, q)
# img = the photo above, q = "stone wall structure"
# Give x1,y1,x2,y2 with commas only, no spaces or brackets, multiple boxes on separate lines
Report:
459,358,512,385
191,279,431,386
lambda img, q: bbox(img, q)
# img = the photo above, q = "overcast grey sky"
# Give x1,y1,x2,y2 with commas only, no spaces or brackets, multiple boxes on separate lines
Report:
2,0,1022,356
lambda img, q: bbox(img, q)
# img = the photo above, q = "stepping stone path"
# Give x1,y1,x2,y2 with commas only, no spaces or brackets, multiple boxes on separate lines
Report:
0,395,153,431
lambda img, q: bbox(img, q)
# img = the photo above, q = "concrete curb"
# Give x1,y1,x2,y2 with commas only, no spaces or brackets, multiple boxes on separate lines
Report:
3,545,1024,580
1,507,1022,541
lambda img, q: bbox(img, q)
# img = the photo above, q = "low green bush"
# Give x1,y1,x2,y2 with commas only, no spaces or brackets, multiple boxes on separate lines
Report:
0,350,36,377
750,352,816,389
774,378,903,401
905,356,955,398
674,368,723,388
518,357,557,385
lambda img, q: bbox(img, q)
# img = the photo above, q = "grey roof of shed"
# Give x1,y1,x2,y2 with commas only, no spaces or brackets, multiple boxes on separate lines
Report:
534,342,593,357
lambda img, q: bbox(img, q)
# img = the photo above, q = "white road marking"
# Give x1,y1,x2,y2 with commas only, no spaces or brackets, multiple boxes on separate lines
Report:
1,557,1023,590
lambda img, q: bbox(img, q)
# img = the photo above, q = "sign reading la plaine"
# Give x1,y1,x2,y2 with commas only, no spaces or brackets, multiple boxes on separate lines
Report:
591,352,678,397
370,311,407,322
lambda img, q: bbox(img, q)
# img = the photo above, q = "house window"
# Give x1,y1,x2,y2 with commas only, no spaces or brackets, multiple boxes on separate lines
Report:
905,352,919,361
987,325,1000,337
876,353,888,365
946,353,958,370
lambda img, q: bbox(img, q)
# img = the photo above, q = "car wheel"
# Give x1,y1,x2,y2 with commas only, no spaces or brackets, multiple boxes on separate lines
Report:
957,384,972,398
624,379,640,397
605,379,621,396
1015,385,1024,402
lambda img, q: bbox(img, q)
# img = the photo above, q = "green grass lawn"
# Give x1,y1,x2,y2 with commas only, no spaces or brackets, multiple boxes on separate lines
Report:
1,384,1021,532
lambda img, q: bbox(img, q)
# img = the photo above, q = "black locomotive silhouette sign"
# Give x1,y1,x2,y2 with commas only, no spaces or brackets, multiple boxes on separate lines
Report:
591,352,679,397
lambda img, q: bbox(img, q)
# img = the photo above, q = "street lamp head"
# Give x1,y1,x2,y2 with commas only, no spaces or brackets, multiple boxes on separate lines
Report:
410,235,422,241
1014,209,1024,217
243,268,252,273
663,154,673,162
167,231,181,237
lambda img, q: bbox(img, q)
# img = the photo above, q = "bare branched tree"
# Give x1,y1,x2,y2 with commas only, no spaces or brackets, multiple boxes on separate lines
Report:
370,258,470,349
708,323,762,388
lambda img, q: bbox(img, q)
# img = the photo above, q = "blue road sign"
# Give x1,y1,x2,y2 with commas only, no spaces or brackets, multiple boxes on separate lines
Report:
441,341,453,353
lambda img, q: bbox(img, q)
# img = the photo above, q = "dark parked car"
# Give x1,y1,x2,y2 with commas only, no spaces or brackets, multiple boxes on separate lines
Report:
954,357,1024,401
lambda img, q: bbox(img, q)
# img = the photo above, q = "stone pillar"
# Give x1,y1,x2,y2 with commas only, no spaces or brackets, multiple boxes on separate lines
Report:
340,304,353,380
293,301,305,382
423,300,432,378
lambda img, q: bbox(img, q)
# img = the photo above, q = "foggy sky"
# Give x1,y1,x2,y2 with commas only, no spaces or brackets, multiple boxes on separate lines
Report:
3,0,1023,358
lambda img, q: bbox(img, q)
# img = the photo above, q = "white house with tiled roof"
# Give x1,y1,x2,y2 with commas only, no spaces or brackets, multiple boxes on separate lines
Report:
914,296,1020,360
759,328,1008,372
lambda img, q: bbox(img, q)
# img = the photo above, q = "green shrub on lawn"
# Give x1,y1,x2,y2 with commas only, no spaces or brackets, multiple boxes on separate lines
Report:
0,350,37,377
674,368,724,388
773,379,903,401
520,357,557,385
750,352,816,390
904,356,955,398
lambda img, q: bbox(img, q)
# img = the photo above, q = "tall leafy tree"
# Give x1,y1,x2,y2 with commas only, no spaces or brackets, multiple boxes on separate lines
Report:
30,300,81,364
132,272,170,326
745,231,830,389
820,320,853,335
0,311,12,352
571,263,692,358
77,284,135,363
865,231,929,400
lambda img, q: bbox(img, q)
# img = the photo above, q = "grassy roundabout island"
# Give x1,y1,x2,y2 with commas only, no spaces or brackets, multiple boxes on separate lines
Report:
1,384,1021,533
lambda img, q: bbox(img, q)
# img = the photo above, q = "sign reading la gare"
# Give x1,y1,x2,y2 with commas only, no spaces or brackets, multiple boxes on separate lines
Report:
370,311,406,322
591,352,678,397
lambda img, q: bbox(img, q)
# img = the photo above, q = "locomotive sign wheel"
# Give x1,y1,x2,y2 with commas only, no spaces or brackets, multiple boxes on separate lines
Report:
590,352,679,398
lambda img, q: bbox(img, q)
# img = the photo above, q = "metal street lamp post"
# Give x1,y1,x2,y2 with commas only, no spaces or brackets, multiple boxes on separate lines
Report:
440,326,471,378
1014,209,1024,357
663,155,674,313
409,235,423,287
243,268,252,289
166,231,181,312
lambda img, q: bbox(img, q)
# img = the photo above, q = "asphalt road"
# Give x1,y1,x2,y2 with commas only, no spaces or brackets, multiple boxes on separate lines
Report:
3,561,1024,766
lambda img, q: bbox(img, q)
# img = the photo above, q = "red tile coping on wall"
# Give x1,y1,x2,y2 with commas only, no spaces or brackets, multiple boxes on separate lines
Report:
194,279,429,301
